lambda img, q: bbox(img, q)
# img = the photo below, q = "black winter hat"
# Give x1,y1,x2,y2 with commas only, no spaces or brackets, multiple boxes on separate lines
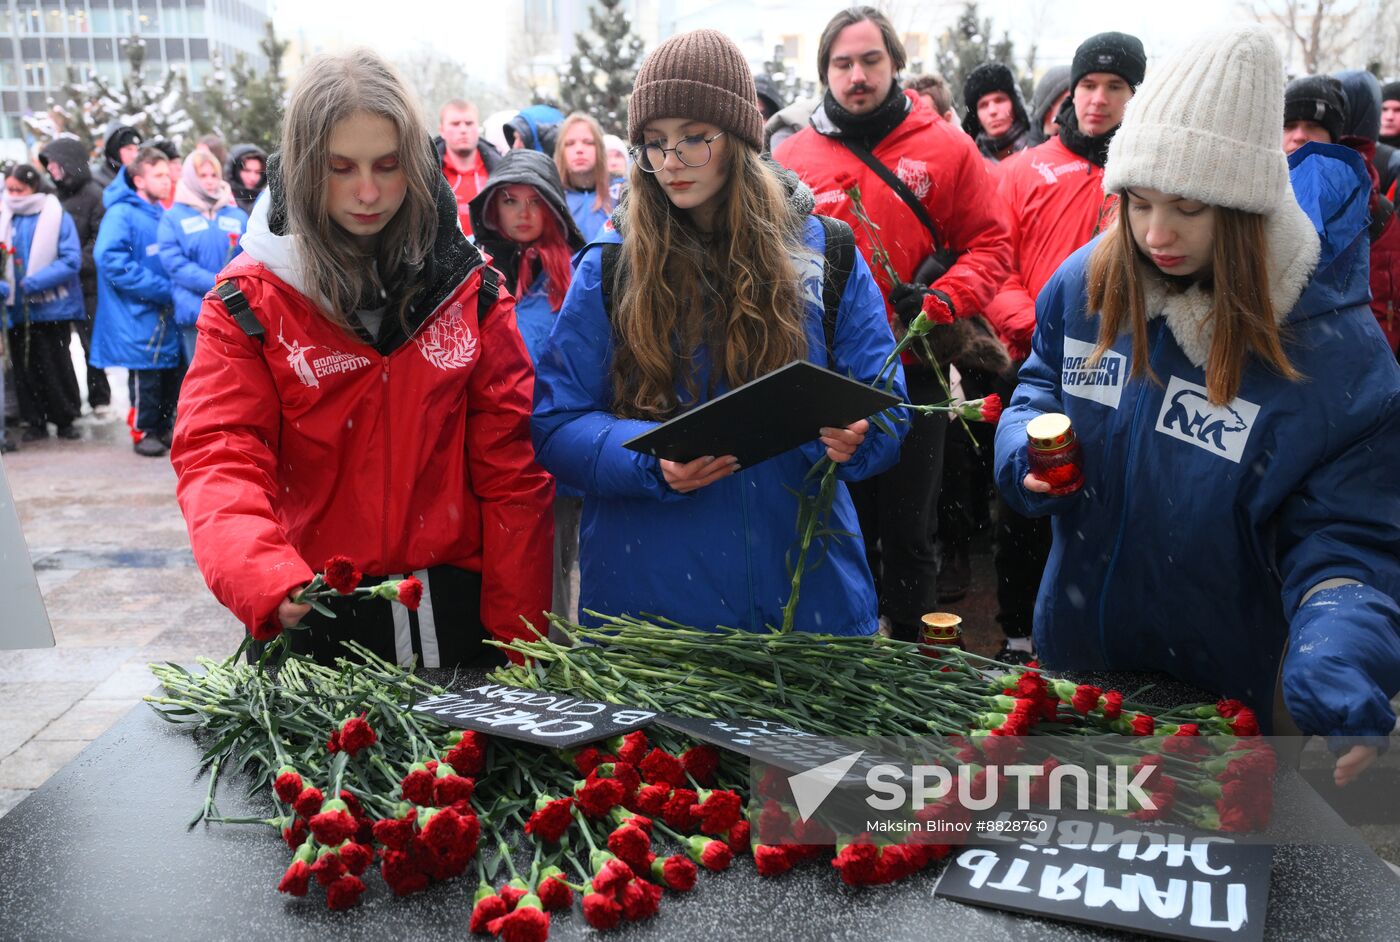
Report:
150,139,180,160
1071,32,1146,90
1284,75,1348,143
1382,80,1400,103
102,124,142,165
962,62,1018,113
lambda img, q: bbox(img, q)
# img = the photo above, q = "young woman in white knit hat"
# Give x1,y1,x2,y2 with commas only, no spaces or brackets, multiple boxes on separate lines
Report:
994,25,1400,786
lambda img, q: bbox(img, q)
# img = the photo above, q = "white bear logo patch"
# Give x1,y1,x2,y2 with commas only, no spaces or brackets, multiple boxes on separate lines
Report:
416,301,478,370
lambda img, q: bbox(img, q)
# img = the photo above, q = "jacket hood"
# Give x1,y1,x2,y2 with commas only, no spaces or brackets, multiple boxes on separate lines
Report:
102,166,159,213
467,148,584,249
604,154,814,238
1332,69,1382,142
1031,65,1073,127
38,137,94,193
227,143,268,203
504,105,565,154
238,143,485,334
102,124,142,169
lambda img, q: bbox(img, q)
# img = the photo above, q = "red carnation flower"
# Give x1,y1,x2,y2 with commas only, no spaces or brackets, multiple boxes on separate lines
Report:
1102,690,1124,720
621,812,653,833
395,575,423,610
1217,698,1247,718
653,853,698,891
608,823,653,872
293,786,324,818
754,844,794,876
582,892,622,930
433,773,475,806
631,783,671,816
497,884,527,910
833,841,880,885
444,731,487,776
325,729,342,754
662,787,700,830
310,850,346,887
470,893,508,933
323,556,362,594
619,878,662,921
308,807,358,846
694,789,743,834
681,745,720,785
537,876,573,912
1230,709,1261,736
834,171,858,193
273,770,304,804
1130,713,1155,736
594,760,641,801
592,858,634,894
615,730,650,766
339,841,372,876
371,810,418,850
281,817,308,850
639,748,687,787
698,838,733,872
920,290,954,324
726,820,752,854
400,768,436,806
1071,684,1102,714
757,800,790,843
325,874,366,911
979,393,1003,424
379,848,430,896
524,797,573,843
491,903,551,942
337,715,377,757
277,859,312,896
576,776,626,818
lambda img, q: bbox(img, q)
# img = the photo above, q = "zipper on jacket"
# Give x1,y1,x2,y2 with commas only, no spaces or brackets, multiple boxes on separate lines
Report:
739,476,759,631
1095,321,1169,658
380,358,392,565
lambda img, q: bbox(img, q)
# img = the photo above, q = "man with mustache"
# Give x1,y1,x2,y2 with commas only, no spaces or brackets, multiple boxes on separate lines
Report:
979,31,1145,663
774,5,1010,644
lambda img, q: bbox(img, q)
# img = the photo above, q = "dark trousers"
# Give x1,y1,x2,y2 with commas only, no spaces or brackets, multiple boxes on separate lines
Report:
75,297,110,407
287,566,503,670
850,368,947,637
7,322,82,429
127,366,183,437
991,366,1052,640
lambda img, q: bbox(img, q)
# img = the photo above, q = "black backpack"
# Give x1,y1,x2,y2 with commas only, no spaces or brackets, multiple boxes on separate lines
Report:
597,214,857,363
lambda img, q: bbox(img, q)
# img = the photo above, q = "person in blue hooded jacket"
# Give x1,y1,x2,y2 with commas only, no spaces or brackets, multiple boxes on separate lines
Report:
0,164,85,444
156,148,248,367
532,30,907,637
91,146,179,457
468,147,585,616
994,27,1400,786
504,104,565,156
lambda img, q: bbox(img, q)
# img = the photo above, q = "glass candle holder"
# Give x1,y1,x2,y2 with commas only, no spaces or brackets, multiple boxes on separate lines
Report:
1026,413,1084,497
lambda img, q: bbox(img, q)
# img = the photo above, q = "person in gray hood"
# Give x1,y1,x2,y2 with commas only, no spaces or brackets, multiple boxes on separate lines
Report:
1027,64,1071,146
38,136,111,410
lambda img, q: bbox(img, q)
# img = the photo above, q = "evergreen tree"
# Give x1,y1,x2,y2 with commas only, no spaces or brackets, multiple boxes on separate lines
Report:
934,1,1022,119
556,0,645,134
189,22,289,154
24,35,193,152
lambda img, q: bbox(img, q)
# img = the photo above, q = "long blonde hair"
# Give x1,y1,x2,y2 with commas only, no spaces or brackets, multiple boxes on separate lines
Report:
611,141,809,420
555,113,612,214
280,48,438,334
1086,195,1299,405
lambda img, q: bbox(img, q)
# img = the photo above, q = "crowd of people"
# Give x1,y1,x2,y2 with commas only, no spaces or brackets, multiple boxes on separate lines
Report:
4,8,1397,781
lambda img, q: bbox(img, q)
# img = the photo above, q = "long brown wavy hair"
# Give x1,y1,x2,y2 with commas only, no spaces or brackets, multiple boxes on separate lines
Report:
279,48,438,334
1085,195,1299,405
610,141,809,420
555,113,613,214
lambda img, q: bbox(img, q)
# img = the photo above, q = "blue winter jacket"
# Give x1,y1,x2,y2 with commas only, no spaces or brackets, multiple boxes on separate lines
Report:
565,188,610,243
533,215,909,636
2,206,85,327
91,170,177,369
994,143,1400,740
156,202,247,327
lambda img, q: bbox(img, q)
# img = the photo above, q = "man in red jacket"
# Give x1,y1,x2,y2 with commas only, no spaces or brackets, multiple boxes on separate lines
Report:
774,5,1009,642
981,31,1145,662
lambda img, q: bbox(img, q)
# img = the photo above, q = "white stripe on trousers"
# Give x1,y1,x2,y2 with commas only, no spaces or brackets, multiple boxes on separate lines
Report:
389,571,440,668
391,576,413,666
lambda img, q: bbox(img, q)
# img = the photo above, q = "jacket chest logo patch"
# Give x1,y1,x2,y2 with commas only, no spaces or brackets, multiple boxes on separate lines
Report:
277,319,371,388
416,301,478,370
895,158,932,200
1030,157,1090,185
1061,337,1124,409
180,216,209,234
1154,376,1260,463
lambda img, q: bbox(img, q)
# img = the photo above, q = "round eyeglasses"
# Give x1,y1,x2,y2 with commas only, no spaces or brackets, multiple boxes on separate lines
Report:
632,131,725,173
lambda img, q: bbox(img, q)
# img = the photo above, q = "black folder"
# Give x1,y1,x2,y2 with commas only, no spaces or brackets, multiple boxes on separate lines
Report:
622,360,901,469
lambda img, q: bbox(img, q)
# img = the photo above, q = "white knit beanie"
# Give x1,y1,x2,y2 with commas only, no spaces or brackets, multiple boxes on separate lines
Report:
1102,26,1289,215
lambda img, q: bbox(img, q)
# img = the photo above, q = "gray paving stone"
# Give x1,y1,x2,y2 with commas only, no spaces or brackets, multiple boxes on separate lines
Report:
37,698,138,742
0,788,29,818
0,646,136,683
0,739,88,789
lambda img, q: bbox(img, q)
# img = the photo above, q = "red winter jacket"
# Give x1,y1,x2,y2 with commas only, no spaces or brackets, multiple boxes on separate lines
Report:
1370,212,1400,352
171,225,553,646
984,136,1118,361
773,92,1010,325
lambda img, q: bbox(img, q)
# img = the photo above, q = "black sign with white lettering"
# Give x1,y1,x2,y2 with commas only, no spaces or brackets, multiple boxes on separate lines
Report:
934,810,1272,942
653,714,852,771
410,683,657,748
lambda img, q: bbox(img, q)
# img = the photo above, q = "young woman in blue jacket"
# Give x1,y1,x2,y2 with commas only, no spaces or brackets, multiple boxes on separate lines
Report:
532,30,907,637
995,27,1400,784
0,164,85,442
157,149,248,365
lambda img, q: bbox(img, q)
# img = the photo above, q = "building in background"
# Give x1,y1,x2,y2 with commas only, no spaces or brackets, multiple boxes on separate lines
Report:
1,0,270,150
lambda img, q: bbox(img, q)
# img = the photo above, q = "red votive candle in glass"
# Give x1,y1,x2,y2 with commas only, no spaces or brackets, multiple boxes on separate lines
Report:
1026,413,1084,496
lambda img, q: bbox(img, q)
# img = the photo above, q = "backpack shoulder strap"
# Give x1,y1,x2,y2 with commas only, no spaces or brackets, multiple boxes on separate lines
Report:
599,242,622,319
477,265,500,321
817,214,855,365
213,279,264,341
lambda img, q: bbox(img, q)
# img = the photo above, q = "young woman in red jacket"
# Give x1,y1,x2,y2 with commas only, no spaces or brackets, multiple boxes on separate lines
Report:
171,49,553,667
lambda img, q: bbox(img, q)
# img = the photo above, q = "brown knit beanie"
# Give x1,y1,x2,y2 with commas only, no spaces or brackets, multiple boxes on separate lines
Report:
628,29,764,149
